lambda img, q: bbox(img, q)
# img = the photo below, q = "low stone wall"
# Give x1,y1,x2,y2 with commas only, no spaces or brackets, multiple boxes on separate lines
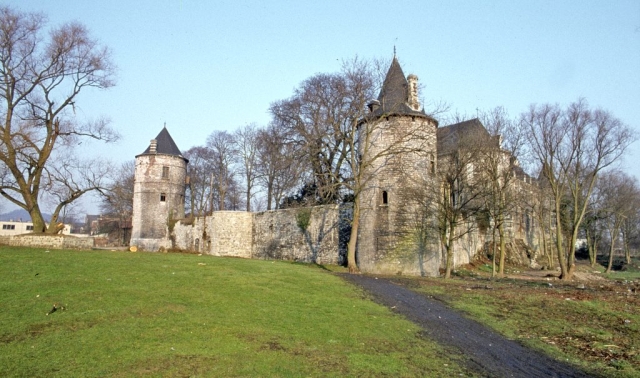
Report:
0,234,94,250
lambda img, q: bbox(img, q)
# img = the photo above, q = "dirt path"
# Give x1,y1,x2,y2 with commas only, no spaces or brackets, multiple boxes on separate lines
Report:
341,274,592,378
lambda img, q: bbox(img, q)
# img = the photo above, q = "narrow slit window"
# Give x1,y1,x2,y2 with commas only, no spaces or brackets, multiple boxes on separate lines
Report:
162,166,169,179
160,193,166,202
382,191,388,205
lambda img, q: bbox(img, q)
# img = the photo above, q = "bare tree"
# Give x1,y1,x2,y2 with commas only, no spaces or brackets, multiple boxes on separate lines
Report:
270,69,358,205
621,190,640,265
0,6,118,232
256,122,303,210
234,123,260,211
432,124,491,278
100,160,134,219
479,107,527,277
206,131,237,211
99,160,134,243
598,171,638,272
183,146,214,217
522,99,635,279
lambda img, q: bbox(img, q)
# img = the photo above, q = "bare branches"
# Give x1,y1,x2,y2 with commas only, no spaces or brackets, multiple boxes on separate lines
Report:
0,6,117,232
521,99,637,279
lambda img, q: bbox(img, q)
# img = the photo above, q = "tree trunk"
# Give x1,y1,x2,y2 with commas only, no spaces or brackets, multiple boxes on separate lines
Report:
585,229,596,267
623,234,631,265
347,201,360,274
606,236,615,273
28,206,47,233
444,224,455,279
554,203,571,280
491,225,497,278
498,221,506,277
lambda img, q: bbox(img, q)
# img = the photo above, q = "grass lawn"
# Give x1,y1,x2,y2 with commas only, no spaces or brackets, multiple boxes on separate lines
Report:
0,246,470,377
406,262,640,378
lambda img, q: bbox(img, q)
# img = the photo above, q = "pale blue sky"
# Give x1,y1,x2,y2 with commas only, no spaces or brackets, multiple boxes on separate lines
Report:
8,0,640,213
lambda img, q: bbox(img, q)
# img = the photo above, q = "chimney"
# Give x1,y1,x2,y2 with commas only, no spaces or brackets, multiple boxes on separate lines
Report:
407,74,420,111
367,99,380,112
149,139,157,154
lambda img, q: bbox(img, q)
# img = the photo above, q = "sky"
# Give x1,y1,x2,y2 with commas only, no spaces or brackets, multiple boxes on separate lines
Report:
6,0,640,214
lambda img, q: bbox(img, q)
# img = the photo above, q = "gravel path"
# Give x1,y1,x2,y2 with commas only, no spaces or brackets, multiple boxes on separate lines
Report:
341,274,592,378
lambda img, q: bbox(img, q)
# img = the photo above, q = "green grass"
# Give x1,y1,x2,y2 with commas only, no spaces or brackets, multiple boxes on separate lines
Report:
0,247,470,377
410,276,640,377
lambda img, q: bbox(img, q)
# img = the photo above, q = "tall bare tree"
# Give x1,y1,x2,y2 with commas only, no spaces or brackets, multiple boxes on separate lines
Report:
206,131,237,211
256,122,303,210
598,171,638,272
100,160,134,219
234,123,260,211
432,123,491,278
270,68,359,205
522,99,635,279
0,7,118,232
479,107,527,277
183,146,214,217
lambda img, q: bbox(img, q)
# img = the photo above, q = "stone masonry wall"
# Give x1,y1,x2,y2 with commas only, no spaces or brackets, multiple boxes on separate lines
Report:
0,235,94,250
171,205,342,264
252,205,342,265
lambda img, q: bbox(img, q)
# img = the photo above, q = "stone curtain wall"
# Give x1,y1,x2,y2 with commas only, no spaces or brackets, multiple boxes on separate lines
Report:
252,205,342,265
172,205,343,265
0,235,94,250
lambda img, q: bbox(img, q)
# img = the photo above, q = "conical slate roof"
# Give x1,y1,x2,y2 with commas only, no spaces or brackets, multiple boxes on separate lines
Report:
369,57,430,119
138,127,188,162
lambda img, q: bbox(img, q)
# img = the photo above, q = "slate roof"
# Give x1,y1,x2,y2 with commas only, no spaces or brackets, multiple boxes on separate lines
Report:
437,118,497,155
138,127,188,162
368,57,432,119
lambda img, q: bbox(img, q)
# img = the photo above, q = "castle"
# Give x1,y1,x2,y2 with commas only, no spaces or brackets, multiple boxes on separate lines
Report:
130,57,538,275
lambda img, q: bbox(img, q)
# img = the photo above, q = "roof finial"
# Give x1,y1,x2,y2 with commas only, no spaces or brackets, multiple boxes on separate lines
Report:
393,45,396,58
164,121,166,129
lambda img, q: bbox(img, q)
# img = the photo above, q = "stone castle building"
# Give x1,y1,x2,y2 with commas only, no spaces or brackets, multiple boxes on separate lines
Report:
130,57,538,275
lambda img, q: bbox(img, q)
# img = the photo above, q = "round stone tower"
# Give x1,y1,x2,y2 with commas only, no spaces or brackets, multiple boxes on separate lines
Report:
357,56,440,276
130,126,188,251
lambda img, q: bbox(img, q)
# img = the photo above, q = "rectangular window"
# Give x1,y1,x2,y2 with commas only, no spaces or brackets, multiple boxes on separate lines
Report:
2,224,15,230
162,166,169,179
26,225,34,231
382,191,388,205
160,193,166,202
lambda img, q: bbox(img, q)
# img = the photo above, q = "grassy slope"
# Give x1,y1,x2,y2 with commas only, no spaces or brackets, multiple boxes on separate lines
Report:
0,247,470,377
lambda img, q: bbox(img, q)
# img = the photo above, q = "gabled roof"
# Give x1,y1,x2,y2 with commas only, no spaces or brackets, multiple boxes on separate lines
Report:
138,127,188,162
437,118,496,155
369,57,431,119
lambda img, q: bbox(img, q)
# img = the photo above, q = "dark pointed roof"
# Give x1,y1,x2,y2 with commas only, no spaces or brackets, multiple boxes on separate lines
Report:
138,127,188,162
368,57,432,119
